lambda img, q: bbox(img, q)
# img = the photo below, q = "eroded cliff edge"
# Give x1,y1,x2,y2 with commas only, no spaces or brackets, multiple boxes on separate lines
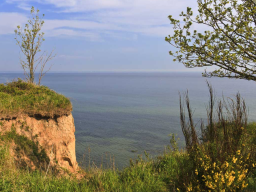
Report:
0,80,78,173
0,114,78,173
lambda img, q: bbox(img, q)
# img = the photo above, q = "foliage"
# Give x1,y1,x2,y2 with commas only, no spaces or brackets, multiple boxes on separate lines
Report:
0,127,50,170
177,83,256,191
0,79,72,118
0,122,255,191
166,0,256,81
14,6,55,85
184,146,252,191
0,140,181,191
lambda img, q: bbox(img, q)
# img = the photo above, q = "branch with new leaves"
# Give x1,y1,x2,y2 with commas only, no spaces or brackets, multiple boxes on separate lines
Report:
166,0,256,81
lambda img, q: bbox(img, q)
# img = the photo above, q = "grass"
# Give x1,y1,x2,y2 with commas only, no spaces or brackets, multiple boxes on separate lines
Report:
0,127,186,191
0,79,72,119
0,134,180,191
0,124,255,191
0,81,255,191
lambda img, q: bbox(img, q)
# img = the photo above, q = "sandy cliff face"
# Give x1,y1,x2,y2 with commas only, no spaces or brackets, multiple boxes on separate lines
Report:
0,114,78,173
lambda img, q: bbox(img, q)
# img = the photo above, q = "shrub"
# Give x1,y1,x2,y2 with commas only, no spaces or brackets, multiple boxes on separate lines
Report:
177,83,256,191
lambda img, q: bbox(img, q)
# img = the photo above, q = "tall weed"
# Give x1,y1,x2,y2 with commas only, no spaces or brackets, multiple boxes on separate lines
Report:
178,82,256,191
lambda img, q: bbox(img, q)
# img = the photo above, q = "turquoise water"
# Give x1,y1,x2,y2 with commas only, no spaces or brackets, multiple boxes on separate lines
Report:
0,72,256,169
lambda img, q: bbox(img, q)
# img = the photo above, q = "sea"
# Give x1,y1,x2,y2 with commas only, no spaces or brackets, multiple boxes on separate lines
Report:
0,72,255,169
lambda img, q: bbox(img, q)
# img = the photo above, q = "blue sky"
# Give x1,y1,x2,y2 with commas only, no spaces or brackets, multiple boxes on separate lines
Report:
0,0,205,72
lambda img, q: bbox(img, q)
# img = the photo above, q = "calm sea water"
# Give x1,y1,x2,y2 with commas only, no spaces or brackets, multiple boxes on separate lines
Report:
0,72,255,169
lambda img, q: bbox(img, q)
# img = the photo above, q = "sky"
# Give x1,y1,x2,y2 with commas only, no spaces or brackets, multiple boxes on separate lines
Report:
0,0,205,72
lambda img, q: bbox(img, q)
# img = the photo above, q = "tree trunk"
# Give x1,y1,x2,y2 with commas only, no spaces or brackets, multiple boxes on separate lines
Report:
30,61,34,83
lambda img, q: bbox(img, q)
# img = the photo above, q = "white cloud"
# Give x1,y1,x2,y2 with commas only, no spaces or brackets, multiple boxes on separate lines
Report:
42,0,124,11
45,28,101,41
43,19,120,31
0,13,103,41
0,13,27,34
58,54,93,60
118,47,138,53
103,32,138,41
4,0,198,38
16,2,31,11
42,18,170,38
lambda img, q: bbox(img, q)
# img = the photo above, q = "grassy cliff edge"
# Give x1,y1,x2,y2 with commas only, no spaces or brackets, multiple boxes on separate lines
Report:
0,79,72,119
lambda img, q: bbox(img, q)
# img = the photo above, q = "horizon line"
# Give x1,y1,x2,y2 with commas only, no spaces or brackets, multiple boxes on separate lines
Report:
0,71,204,73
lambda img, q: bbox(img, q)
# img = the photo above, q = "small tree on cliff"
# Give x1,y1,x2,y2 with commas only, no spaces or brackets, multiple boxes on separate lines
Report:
15,6,55,85
165,0,256,81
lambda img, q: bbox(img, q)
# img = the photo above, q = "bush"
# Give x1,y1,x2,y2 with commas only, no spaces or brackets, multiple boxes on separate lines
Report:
177,83,256,191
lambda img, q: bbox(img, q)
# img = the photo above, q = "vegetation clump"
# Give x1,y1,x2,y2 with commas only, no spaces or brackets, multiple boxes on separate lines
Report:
176,83,256,191
0,126,50,171
0,79,72,119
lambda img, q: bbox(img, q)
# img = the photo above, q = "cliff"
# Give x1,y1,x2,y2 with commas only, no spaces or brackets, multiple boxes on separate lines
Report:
0,114,78,173
0,80,77,173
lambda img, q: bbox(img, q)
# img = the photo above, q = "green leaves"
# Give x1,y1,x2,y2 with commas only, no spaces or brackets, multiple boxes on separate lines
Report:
166,0,256,81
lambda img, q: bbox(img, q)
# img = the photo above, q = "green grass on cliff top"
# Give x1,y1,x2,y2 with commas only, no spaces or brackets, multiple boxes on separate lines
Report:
0,79,72,119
